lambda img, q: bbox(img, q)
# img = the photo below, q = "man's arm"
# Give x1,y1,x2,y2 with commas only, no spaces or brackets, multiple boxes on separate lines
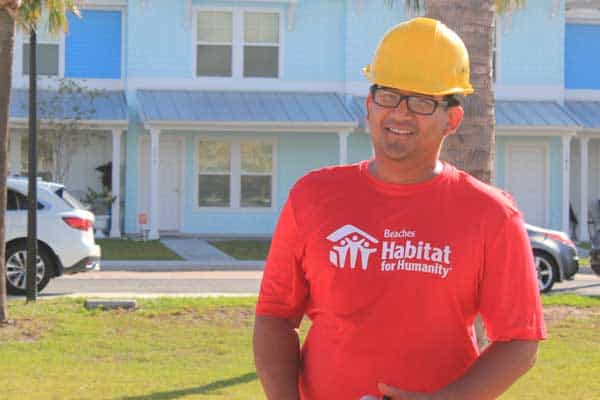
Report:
379,339,539,400
253,315,303,400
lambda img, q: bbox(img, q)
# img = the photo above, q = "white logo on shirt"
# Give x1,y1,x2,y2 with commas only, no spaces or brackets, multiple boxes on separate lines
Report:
327,225,379,270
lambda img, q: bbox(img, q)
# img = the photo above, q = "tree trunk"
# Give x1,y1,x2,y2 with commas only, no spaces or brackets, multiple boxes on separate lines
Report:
425,0,496,184
0,8,16,323
424,0,496,349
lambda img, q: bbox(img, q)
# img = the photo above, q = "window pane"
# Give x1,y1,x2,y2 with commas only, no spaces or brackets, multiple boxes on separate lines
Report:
241,175,271,207
198,140,230,173
7,190,18,210
197,11,232,42
244,46,278,78
244,12,279,43
241,142,272,173
23,43,59,76
198,175,230,207
197,45,232,77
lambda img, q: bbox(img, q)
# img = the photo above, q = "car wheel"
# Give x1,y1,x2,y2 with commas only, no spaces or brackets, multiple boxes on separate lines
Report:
534,250,558,293
5,242,53,295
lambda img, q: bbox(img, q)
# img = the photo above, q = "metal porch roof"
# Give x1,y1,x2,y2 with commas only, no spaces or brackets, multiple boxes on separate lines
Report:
495,100,579,128
9,89,127,121
565,101,600,129
350,97,580,129
137,90,356,125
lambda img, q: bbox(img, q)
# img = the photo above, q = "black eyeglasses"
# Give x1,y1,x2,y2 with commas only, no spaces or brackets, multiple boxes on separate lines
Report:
371,86,452,116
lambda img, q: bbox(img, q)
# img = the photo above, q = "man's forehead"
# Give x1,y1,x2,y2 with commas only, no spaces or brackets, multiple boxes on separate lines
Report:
377,86,443,99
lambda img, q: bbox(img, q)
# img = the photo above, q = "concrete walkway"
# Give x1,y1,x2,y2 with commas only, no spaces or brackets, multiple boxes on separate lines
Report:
101,238,264,272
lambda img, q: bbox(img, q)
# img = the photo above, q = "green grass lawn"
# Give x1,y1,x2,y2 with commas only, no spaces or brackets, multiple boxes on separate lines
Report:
209,240,271,260
0,294,598,399
97,239,183,260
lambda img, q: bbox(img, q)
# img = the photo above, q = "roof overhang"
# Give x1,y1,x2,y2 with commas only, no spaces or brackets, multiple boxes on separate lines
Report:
143,120,358,133
496,126,580,137
8,118,128,131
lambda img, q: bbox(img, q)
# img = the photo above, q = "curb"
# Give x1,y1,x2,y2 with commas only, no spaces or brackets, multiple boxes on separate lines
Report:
100,260,265,272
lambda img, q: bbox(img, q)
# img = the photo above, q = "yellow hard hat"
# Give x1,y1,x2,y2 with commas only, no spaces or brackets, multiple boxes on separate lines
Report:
363,17,474,96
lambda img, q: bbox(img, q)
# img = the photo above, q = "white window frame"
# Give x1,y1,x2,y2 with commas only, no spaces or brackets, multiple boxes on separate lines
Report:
193,136,278,212
17,28,65,78
192,6,284,80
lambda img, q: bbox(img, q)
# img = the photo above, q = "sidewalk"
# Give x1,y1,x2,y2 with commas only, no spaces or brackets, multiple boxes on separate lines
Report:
101,238,265,272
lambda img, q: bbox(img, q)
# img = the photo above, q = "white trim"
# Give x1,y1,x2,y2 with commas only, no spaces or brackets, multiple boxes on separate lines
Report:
192,136,278,213
496,127,579,136
345,81,371,96
494,85,565,102
143,121,357,133
505,142,551,227
580,136,590,240
338,131,349,164
12,78,125,91
563,136,573,234
8,118,128,130
149,128,160,239
81,0,127,6
192,6,284,80
565,90,600,101
109,128,123,238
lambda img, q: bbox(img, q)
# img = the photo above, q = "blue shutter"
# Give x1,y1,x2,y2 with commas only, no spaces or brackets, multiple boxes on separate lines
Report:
565,24,600,90
65,10,122,79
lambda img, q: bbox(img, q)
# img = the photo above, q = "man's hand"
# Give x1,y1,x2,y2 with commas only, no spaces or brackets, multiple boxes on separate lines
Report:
378,383,442,400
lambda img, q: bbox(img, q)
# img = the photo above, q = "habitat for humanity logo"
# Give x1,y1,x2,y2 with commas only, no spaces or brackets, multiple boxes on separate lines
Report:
327,224,379,270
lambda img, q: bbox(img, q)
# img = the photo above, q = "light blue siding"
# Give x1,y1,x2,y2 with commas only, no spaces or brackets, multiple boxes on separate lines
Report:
65,10,122,79
565,24,600,89
498,0,564,86
127,0,192,77
494,136,563,230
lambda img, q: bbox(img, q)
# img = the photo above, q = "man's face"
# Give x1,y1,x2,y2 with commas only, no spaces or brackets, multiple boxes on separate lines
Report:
366,86,463,165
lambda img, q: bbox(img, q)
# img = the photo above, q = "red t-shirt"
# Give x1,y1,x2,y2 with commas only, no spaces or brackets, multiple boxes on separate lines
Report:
256,161,547,400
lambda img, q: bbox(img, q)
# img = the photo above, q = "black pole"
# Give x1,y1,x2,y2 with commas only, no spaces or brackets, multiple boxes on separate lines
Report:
26,28,38,302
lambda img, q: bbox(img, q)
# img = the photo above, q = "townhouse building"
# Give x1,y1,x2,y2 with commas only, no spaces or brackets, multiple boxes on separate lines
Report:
7,0,600,240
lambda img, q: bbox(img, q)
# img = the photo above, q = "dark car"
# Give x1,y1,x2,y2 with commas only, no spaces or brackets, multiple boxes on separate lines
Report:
526,224,579,293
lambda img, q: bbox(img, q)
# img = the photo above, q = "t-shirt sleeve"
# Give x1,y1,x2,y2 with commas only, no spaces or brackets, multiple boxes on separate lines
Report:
256,196,308,323
479,211,547,342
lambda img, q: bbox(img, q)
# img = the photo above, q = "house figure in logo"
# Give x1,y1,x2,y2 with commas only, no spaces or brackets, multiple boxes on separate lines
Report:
327,224,379,270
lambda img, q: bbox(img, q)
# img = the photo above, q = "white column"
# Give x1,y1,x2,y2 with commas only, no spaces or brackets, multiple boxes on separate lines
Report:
149,128,160,240
109,129,122,238
9,130,22,175
579,137,589,241
338,131,349,165
562,136,572,235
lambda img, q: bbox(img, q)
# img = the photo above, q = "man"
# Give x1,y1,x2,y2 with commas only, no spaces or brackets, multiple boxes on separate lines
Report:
254,17,546,400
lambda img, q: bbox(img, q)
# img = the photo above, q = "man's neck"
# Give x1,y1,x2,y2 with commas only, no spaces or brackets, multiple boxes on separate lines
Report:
368,159,443,185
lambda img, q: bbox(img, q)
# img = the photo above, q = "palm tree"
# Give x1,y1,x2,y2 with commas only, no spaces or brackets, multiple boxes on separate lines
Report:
0,0,78,322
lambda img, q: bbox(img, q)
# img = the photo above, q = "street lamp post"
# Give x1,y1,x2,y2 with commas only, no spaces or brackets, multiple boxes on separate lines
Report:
26,26,38,302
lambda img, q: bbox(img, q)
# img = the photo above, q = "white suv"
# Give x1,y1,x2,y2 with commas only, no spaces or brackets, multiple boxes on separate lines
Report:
5,177,101,295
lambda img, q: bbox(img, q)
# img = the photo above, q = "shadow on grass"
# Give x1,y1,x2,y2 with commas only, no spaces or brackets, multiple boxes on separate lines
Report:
118,372,258,400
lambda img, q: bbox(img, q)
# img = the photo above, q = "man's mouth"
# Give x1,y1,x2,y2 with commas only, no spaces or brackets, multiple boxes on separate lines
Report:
385,127,414,136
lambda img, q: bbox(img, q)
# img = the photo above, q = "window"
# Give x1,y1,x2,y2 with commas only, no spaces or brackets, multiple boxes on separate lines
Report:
197,139,274,209
7,189,43,210
22,16,61,76
196,11,233,77
243,12,279,78
195,9,280,78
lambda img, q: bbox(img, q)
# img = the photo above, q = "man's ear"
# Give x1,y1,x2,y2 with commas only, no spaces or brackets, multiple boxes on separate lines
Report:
365,95,372,121
444,106,464,136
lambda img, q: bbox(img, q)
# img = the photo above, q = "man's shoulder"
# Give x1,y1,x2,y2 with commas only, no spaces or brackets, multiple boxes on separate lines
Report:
292,162,363,194
450,166,521,218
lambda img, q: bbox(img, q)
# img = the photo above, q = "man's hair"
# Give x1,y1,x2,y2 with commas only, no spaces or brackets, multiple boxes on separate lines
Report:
369,84,461,109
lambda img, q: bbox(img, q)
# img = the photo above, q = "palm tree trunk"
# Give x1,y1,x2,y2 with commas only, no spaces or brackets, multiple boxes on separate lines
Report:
425,0,496,184
0,8,16,323
424,0,496,349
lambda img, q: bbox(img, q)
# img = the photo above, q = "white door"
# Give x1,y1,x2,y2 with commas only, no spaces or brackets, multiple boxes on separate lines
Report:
140,137,183,231
506,143,548,226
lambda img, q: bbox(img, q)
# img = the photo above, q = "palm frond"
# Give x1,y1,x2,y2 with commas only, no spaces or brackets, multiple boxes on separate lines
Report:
12,0,80,33
383,0,423,13
495,0,526,14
